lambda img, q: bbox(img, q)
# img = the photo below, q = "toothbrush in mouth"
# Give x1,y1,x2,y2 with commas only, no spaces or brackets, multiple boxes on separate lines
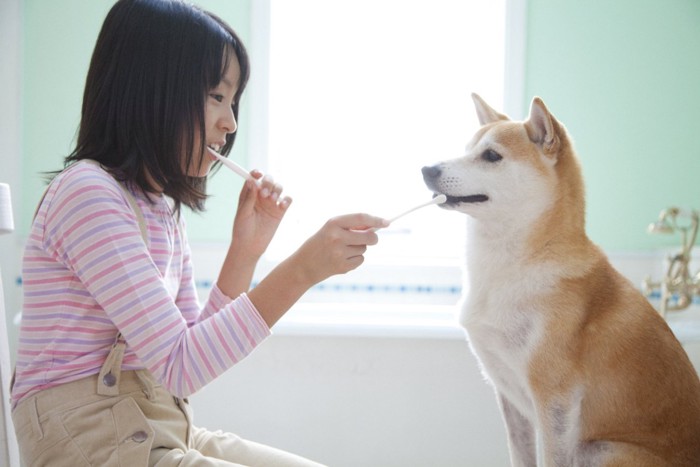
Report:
207,146,256,183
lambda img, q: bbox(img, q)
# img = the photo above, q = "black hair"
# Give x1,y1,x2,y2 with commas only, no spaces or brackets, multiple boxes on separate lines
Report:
64,0,250,212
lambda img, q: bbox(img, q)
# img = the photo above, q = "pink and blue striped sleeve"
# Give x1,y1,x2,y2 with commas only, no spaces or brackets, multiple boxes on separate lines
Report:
43,167,271,397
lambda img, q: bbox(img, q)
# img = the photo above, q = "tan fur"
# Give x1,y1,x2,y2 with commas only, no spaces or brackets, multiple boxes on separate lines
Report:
423,95,700,466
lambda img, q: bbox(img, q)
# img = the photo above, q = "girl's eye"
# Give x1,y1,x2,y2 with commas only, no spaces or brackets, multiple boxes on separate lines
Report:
210,94,224,103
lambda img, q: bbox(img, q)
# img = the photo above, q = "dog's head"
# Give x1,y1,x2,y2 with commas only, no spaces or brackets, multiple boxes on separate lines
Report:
423,94,581,225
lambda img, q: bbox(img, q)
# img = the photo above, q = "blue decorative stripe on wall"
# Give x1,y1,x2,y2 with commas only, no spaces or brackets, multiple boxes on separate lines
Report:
13,275,700,304
194,279,462,296
646,290,700,305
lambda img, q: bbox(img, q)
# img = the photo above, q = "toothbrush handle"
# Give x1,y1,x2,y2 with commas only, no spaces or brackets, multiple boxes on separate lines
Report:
208,148,256,183
373,195,447,231
388,205,423,224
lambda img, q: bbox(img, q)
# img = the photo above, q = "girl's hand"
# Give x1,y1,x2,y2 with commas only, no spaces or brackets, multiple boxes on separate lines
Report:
230,170,291,260
288,213,389,286
246,212,389,327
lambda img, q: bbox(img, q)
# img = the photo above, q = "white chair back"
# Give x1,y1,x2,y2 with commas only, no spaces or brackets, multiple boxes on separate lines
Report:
0,182,20,466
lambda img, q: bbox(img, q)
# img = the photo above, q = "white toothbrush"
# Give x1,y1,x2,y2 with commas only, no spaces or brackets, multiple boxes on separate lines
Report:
207,147,256,183
374,194,447,230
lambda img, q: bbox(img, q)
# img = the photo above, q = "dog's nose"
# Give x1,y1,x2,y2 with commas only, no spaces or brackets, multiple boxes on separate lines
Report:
422,165,441,181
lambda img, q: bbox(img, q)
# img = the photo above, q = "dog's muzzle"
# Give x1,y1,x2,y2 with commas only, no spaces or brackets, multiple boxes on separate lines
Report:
421,165,489,205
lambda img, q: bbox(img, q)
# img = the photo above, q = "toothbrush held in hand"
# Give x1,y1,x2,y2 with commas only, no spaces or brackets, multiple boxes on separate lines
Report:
374,194,447,231
207,147,256,183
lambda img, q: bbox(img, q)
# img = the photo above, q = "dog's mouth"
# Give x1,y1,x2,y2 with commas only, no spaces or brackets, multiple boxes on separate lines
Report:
435,193,489,205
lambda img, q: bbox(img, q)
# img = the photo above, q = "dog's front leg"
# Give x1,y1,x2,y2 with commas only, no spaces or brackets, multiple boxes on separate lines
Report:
498,394,537,467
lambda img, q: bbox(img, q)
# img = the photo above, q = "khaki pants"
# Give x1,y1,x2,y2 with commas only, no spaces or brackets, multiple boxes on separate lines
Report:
12,338,325,467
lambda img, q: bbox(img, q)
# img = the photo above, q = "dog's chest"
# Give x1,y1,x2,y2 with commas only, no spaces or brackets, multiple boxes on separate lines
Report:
465,299,542,386
461,267,550,415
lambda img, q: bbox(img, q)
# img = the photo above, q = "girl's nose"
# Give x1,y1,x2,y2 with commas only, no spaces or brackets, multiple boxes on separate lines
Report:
221,107,237,134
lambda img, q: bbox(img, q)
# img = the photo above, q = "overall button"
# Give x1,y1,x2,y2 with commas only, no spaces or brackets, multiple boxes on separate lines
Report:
131,431,149,443
103,372,117,387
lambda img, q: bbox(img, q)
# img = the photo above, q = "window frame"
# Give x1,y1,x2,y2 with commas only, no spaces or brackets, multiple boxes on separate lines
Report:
244,0,528,336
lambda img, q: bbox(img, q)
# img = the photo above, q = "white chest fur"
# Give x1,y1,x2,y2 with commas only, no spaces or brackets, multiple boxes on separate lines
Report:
459,232,558,420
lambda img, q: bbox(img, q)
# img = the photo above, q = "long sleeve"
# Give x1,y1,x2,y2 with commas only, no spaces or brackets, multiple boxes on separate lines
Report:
12,161,270,405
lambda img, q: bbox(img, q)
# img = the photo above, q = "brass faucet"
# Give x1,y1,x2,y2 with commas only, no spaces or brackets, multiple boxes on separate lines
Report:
642,207,700,317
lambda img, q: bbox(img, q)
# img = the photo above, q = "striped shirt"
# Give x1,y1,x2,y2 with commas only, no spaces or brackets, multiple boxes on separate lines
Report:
11,161,271,407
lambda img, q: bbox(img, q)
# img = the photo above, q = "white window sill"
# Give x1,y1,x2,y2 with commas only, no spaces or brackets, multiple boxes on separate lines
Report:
272,302,466,340
664,305,700,344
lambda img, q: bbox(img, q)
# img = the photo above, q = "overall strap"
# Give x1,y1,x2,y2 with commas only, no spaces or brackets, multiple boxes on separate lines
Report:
80,160,148,243
32,160,148,244
75,161,150,395
97,334,127,396
26,160,150,396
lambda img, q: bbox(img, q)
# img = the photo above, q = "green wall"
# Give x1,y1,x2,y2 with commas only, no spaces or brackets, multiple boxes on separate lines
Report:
21,0,700,250
524,0,700,249
22,0,113,231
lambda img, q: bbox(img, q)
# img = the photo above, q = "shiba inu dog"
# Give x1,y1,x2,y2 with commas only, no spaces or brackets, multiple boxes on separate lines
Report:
422,94,700,466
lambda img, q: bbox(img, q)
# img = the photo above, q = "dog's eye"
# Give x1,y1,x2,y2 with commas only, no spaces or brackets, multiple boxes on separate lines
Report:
481,149,503,163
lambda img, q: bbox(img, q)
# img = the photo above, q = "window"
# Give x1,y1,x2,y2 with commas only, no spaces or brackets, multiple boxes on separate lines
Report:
246,0,525,335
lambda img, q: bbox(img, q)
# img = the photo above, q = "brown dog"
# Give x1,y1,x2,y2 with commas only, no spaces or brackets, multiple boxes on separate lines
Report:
422,94,700,466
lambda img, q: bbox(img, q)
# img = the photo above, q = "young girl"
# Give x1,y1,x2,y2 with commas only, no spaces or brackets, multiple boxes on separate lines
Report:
10,0,387,465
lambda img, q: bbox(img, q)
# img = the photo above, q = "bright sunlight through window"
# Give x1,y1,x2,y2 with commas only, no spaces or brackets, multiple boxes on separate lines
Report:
241,0,525,335
257,0,509,266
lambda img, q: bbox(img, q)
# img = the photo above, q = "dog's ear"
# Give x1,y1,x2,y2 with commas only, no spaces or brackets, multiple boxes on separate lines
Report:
472,93,509,125
524,97,560,156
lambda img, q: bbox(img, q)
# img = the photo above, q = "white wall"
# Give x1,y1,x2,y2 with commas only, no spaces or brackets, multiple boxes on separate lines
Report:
0,0,23,464
190,335,510,467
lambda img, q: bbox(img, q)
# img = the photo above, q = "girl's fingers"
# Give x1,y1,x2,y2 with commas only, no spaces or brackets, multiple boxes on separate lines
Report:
253,173,284,201
237,177,257,211
332,213,389,231
343,228,379,247
278,195,292,210
346,244,368,258
345,254,365,272
243,170,289,210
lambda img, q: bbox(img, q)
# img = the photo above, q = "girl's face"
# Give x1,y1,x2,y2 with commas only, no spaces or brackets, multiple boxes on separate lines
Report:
189,52,241,177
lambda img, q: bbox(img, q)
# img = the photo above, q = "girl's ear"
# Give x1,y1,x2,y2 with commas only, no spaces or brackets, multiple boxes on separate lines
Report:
471,93,510,125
